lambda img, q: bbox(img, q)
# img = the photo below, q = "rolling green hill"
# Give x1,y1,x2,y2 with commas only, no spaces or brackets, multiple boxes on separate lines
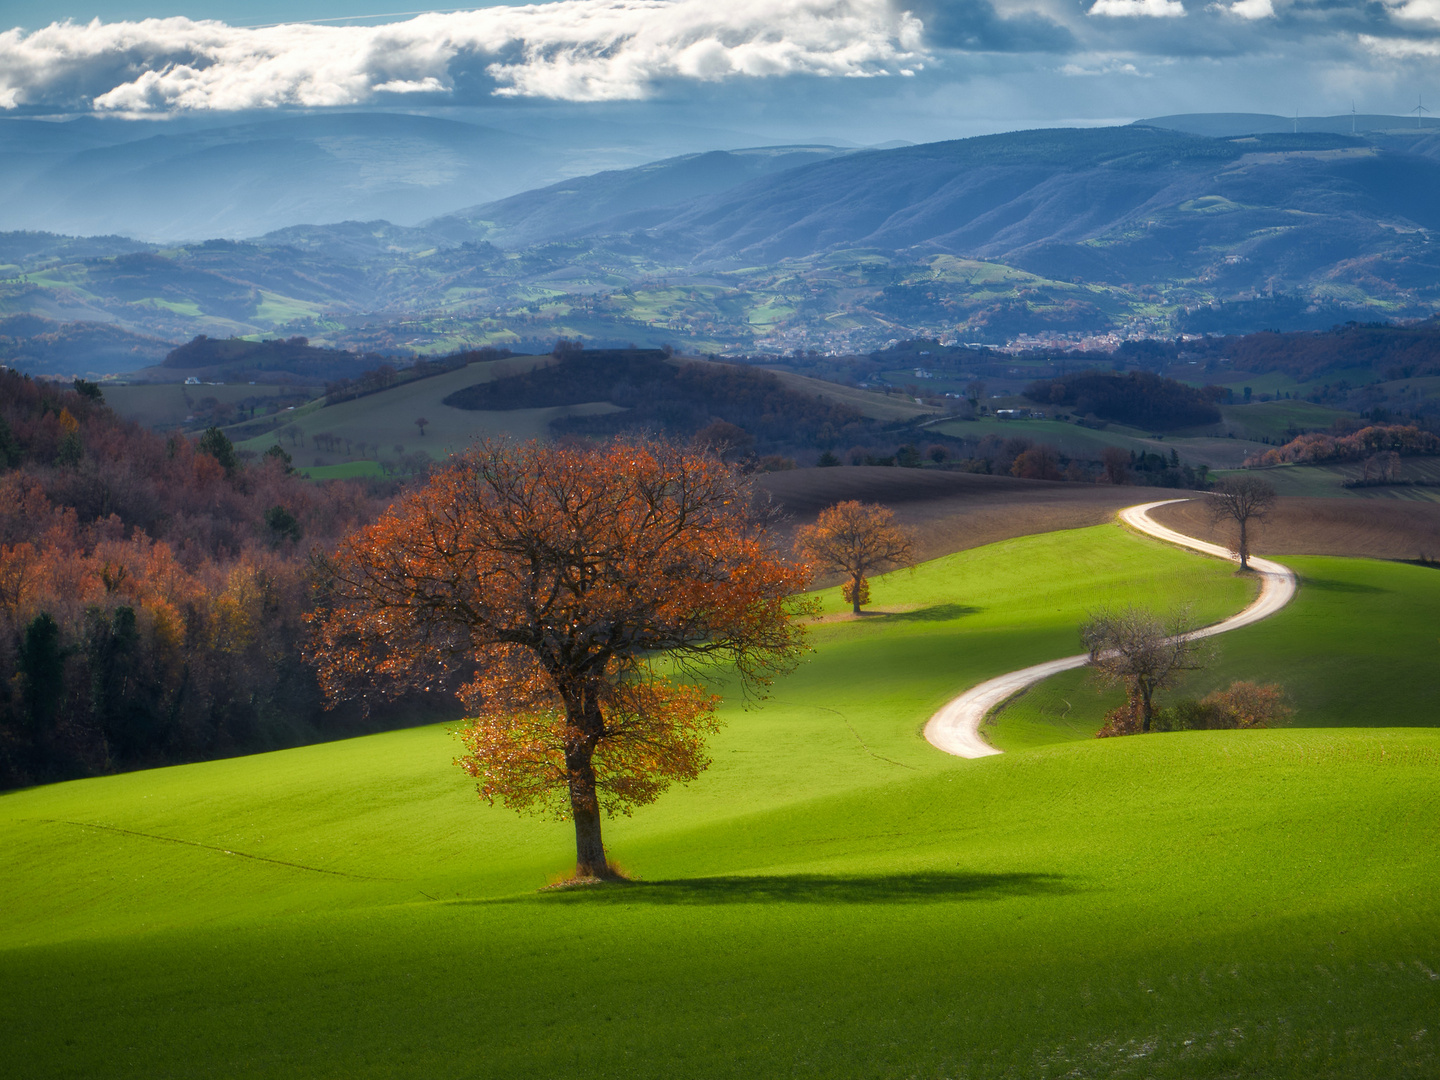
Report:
990,553,1440,750
6,523,1438,1076
230,354,611,468
10,123,1440,364
231,351,935,470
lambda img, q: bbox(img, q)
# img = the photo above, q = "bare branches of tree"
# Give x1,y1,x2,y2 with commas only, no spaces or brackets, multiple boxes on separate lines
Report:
1207,476,1276,570
1082,606,1212,733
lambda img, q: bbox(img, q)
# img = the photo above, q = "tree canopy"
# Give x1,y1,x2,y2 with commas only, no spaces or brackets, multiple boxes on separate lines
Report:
309,438,811,879
795,501,916,615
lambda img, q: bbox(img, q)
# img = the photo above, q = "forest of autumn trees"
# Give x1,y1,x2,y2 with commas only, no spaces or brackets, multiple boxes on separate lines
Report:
0,370,401,790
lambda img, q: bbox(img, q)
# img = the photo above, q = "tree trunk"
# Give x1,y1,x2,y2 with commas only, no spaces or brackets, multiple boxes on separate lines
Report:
571,798,608,878
1139,682,1155,733
565,691,613,879
1238,517,1249,570
566,758,611,878
851,573,863,615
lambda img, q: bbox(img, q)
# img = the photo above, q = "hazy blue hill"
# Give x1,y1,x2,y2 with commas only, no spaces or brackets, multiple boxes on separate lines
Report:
0,113,553,241
0,231,155,266
8,118,1440,357
426,145,851,249
631,127,1378,267
259,221,455,262
0,314,175,375
1139,113,1440,137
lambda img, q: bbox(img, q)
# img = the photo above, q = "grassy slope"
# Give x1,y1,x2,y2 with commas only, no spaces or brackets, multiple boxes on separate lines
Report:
5,527,1439,1077
989,554,1440,751
1212,460,1440,501
104,383,320,429
230,356,928,470
232,357,620,467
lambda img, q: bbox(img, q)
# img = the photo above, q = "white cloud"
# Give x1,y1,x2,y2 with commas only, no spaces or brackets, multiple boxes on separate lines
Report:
1087,0,1186,16
1219,0,1275,19
1382,0,1440,26
0,0,927,112
1060,60,1148,75
1359,32,1440,58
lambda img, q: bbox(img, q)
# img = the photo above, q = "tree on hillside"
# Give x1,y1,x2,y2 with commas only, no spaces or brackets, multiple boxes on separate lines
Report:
1011,443,1063,480
197,426,238,474
1082,606,1210,734
1101,446,1129,485
308,438,811,880
1207,476,1276,570
795,501,916,615
414,417,429,437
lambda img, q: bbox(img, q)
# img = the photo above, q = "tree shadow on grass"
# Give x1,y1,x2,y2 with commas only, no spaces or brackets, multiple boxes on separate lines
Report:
879,604,982,623
491,870,1073,906
1298,576,1387,594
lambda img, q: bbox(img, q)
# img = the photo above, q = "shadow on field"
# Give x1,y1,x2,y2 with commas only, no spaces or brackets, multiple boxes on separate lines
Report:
508,871,1071,905
880,603,982,623
1298,575,1387,594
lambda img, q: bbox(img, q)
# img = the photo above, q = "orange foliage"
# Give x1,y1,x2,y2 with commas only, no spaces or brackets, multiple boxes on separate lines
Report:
795,501,915,614
310,438,811,876
0,369,396,788
1245,423,1440,467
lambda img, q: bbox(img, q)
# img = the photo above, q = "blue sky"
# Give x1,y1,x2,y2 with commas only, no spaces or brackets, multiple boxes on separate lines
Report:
1,0,1436,143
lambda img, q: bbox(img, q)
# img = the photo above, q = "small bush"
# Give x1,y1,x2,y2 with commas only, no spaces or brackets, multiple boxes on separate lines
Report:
1152,681,1292,732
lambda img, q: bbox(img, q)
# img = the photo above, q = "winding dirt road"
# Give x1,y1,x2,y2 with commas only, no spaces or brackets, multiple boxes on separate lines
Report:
922,499,1298,759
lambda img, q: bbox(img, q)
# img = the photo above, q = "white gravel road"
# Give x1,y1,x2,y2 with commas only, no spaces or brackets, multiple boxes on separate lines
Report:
922,499,1299,759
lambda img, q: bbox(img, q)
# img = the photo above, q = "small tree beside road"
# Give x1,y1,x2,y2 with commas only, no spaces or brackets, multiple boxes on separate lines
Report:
1207,476,1276,570
795,501,916,615
1082,606,1211,734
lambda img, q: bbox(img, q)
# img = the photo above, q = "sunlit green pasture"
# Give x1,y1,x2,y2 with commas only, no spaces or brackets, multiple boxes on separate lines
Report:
3,525,1437,1078
990,554,1440,751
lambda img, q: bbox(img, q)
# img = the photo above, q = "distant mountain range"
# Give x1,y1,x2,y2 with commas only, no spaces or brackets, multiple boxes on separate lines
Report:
4,114,1440,370
0,110,864,242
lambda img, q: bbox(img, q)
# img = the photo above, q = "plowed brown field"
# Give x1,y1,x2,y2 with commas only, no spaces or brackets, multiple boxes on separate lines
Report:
1149,496,1440,561
758,468,1440,565
755,467,1144,562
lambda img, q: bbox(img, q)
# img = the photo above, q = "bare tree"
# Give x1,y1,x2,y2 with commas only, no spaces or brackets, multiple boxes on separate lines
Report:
1101,446,1130,485
1206,475,1276,570
1082,606,1211,733
414,417,429,437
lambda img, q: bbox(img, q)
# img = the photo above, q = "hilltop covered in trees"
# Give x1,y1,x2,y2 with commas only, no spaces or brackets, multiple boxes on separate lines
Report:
446,348,869,451
1023,370,1225,430
0,370,407,790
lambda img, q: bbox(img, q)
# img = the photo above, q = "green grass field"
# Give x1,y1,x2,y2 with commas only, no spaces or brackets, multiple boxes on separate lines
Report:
232,358,621,468
1215,400,1354,441
229,355,932,471
934,416,1267,469
989,554,1440,750
1210,460,1440,501
3,525,1437,1077
105,383,322,429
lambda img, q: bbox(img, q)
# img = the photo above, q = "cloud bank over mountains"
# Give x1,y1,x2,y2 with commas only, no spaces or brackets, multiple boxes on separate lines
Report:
0,0,1436,119
0,0,925,112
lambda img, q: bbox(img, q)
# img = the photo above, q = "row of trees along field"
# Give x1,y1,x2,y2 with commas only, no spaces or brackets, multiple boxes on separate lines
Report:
0,370,406,790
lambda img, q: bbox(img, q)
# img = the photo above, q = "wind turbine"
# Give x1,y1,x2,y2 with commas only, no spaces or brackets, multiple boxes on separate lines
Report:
1292,107,1299,134
1414,93,1431,129
1351,100,1357,135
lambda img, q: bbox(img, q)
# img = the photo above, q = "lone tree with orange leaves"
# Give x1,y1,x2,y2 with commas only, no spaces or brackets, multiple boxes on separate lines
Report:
308,438,811,881
795,501,915,615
